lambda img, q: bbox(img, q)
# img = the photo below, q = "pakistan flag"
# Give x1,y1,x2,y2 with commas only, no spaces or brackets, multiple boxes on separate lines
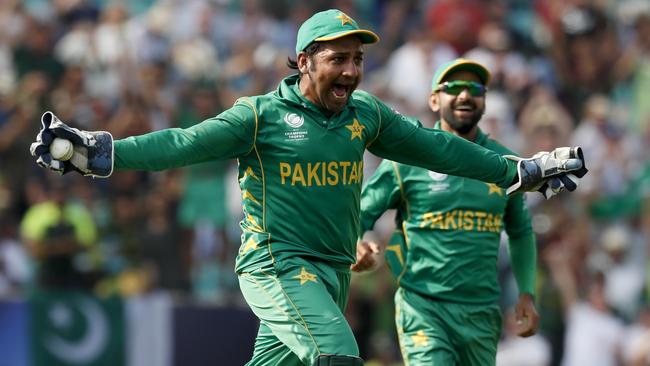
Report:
30,289,125,366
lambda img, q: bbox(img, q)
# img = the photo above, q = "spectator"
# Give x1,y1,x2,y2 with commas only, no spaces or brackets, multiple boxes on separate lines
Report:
381,25,457,119
19,177,100,289
597,224,646,322
545,244,625,366
0,216,31,296
622,305,650,366
571,94,644,200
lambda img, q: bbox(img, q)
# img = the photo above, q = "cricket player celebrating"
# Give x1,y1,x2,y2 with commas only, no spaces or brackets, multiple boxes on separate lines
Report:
30,10,585,366
359,59,551,365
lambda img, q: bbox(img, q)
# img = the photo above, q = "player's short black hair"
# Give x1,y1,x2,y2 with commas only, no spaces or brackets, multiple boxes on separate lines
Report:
286,42,322,70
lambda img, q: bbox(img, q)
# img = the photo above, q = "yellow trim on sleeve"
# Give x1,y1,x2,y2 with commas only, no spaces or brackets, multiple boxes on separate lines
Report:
367,97,382,147
238,98,258,156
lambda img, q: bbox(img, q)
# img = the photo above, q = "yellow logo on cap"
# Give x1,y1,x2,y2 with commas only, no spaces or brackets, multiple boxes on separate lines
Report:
336,13,354,26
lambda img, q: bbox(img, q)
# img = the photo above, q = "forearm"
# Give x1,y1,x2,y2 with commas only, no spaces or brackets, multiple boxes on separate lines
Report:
115,129,215,170
508,233,537,296
114,102,256,171
115,121,251,171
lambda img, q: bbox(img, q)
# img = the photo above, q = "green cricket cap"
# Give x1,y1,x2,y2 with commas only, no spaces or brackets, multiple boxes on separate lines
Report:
295,9,379,54
431,58,491,91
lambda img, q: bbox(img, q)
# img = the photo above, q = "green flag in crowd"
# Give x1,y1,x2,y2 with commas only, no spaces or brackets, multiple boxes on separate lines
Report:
30,290,125,366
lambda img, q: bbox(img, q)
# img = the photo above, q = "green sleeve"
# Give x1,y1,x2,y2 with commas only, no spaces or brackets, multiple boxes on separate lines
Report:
504,191,536,296
360,160,402,234
114,101,256,170
507,233,537,296
366,98,517,188
503,192,533,239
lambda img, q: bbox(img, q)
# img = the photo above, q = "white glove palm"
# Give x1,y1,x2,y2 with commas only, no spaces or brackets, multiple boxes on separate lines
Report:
30,111,114,178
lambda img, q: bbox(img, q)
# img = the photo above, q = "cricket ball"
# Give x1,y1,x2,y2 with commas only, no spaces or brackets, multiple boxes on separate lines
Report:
50,138,74,161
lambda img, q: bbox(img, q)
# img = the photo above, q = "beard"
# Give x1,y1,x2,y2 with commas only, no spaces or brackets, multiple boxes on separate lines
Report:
440,101,484,135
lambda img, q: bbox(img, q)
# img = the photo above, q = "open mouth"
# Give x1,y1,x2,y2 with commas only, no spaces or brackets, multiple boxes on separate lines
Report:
454,104,475,116
332,83,350,99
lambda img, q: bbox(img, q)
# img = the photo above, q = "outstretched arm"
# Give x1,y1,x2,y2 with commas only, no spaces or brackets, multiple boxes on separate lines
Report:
366,97,586,196
368,115,518,187
115,102,255,170
30,100,257,176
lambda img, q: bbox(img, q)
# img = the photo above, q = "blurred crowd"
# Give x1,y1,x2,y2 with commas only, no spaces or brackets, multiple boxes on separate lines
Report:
0,0,649,365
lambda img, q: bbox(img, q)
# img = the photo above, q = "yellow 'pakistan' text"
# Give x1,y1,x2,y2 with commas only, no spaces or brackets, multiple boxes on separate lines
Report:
279,161,363,186
420,210,503,233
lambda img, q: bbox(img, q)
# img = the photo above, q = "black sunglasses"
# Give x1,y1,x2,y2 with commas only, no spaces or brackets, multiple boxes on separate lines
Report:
435,81,487,97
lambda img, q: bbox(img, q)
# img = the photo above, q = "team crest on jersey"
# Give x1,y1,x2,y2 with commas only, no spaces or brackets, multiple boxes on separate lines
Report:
428,171,449,192
284,113,304,128
428,171,447,181
283,113,309,142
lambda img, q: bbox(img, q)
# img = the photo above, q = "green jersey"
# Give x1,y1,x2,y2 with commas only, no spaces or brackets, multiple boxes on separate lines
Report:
360,124,536,304
113,75,517,273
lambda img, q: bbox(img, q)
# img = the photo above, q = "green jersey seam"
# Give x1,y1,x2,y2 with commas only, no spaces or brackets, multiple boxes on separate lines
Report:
391,162,410,286
238,97,273,266
237,97,259,156
396,221,410,286
253,146,267,231
239,98,267,232
367,97,382,147
391,162,410,219
394,302,411,366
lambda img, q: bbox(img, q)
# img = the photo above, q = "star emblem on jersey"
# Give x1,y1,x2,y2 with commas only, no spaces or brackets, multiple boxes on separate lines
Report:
243,190,260,205
411,330,429,347
292,267,317,285
336,13,354,26
345,119,365,140
246,214,263,232
241,238,258,254
486,183,503,196
244,166,259,181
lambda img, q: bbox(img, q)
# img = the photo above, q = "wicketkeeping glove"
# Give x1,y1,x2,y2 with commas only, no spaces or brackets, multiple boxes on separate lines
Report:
535,147,588,199
29,111,114,178
505,146,587,198
536,174,579,199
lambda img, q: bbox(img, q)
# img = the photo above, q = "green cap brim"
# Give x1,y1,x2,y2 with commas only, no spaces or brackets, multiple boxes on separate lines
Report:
432,59,491,91
314,29,380,45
